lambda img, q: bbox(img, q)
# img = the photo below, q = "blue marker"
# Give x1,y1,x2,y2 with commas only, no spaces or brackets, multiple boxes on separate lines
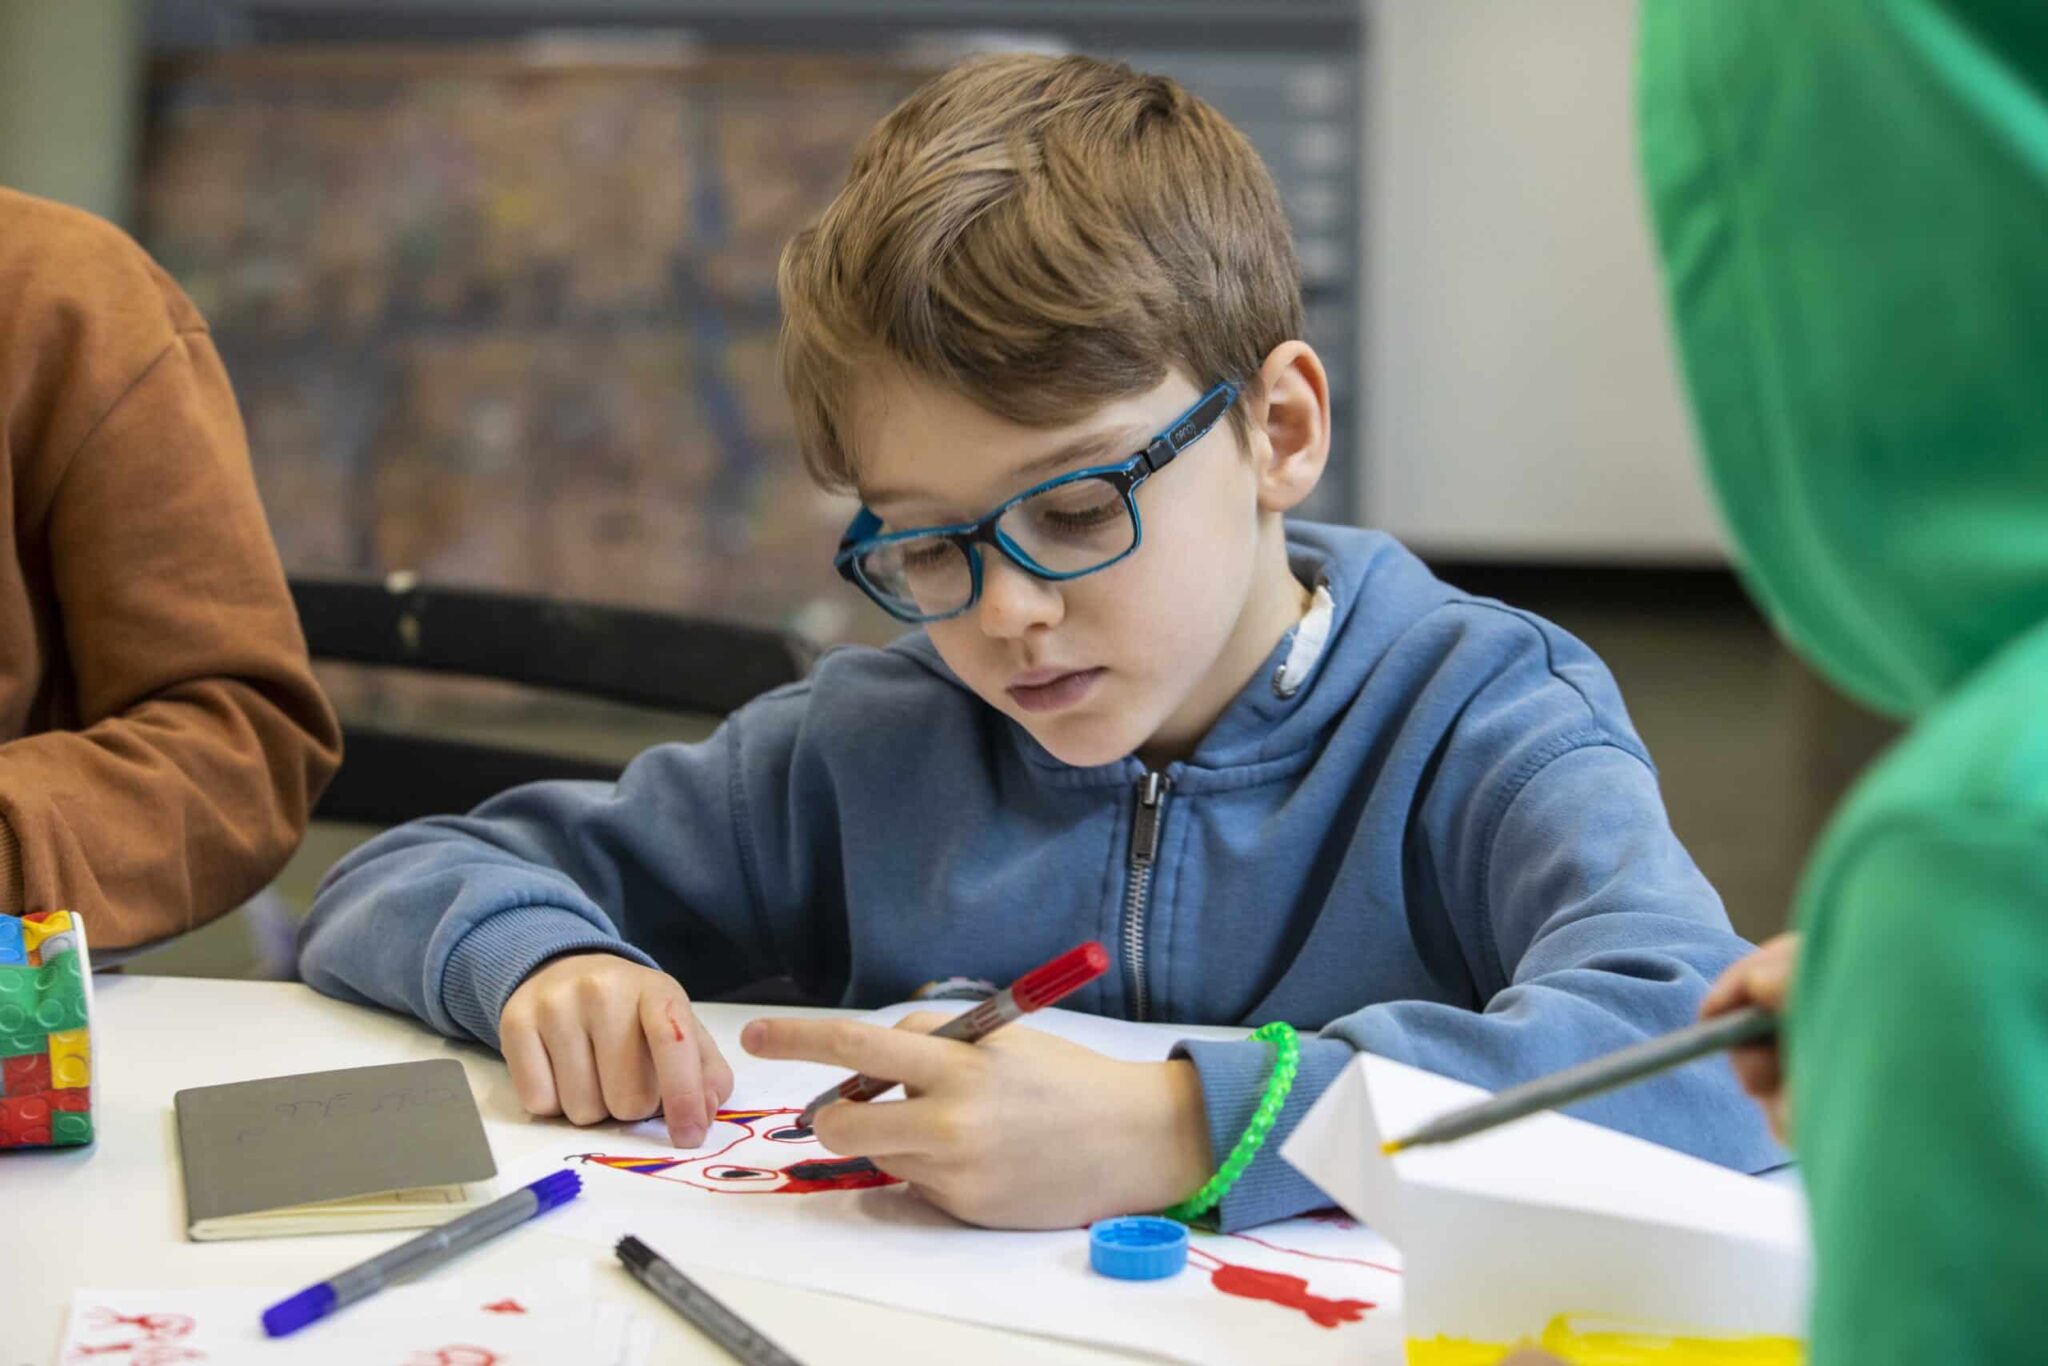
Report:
261,1170,581,1337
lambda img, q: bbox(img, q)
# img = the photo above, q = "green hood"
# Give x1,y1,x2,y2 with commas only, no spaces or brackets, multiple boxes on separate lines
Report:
1639,0,2048,718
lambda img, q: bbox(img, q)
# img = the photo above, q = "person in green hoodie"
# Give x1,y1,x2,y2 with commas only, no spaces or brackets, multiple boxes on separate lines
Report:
1639,0,2048,1361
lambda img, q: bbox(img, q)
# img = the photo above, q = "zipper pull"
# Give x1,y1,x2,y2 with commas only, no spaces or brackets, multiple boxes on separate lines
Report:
1132,771,1169,865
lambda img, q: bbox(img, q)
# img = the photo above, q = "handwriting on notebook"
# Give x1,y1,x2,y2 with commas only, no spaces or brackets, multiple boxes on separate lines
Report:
229,1081,466,1147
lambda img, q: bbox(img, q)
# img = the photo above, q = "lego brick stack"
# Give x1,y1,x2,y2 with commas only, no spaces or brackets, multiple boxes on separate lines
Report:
0,911,93,1149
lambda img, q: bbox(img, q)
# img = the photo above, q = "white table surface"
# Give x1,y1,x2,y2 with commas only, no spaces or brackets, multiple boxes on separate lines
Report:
0,974,1134,1366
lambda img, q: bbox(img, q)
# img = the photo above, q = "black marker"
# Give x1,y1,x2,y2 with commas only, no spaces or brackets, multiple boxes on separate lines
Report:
615,1234,805,1366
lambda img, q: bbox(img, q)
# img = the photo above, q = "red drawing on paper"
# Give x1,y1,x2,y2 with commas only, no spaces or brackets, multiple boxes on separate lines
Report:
575,1107,900,1196
1224,1229,1401,1276
82,1312,195,1339
480,1299,527,1314
403,1349,501,1366
575,1107,1396,1332
69,1308,204,1363
1188,1248,1376,1328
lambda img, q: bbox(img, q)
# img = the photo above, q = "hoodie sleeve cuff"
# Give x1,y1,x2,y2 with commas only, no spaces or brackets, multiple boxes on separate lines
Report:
1174,1033,1358,1231
443,905,659,1051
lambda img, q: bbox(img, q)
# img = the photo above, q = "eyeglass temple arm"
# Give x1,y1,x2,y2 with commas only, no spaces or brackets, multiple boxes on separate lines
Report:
1140,382,1239,475
838,507,883,555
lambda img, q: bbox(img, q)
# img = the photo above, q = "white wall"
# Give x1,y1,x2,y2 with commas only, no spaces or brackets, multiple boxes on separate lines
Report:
0,0,144,226
1359,0,1724,562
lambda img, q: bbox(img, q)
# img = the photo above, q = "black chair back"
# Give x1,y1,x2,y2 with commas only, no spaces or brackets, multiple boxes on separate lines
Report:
291,575,816,825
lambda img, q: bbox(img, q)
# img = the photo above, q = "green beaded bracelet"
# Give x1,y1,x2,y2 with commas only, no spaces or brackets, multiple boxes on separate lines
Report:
1161,1021,1299,1226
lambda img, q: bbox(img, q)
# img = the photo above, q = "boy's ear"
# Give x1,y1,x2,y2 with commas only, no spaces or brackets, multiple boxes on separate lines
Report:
1250,341,1330,514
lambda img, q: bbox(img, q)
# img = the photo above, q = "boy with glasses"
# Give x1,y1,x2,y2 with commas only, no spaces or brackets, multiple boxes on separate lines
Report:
301,54,1776,1231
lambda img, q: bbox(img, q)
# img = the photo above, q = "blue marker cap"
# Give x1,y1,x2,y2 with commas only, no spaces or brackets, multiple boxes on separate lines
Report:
528,1168,582,1213
1089,1216,1189,1280
262,1283,337,1338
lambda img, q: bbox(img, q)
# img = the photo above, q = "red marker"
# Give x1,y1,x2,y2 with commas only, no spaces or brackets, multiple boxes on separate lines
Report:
795,941,1112,1129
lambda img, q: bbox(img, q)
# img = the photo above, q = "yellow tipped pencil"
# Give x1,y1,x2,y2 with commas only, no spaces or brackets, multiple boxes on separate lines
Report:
1380,1006,1777,1156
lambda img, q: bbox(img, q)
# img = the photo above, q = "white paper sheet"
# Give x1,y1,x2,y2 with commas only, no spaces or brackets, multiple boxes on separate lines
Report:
1280,1052,1811,1349
58,1265,650,1366
504,1005,1409,1366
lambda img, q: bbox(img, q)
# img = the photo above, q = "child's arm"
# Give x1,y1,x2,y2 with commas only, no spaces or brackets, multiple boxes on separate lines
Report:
1177,740,1784,1230
0,208,342,947
298,686,837,1140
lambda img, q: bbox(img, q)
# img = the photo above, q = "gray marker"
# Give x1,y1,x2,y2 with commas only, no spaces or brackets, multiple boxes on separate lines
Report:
261,1169,581,1336
1381,1006,1778,1154
616,1234,805,1366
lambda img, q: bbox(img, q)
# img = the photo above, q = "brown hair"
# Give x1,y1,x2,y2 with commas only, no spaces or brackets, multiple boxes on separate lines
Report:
778,53,1303,491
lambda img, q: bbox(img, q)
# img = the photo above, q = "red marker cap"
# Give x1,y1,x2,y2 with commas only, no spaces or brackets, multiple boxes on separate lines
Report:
1011,941,1112,1012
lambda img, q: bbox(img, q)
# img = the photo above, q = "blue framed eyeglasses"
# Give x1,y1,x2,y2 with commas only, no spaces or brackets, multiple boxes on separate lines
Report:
833,381,1240,624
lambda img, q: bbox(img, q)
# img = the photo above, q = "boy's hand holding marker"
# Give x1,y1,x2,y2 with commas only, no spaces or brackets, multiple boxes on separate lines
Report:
1699,932,1798,1143
500,954,735,1148
740,1011,1212,1230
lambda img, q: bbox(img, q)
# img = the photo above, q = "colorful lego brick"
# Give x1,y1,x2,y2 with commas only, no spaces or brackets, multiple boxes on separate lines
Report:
31,954,87,1033
0,1020,43,1058
3,1051,50,1096
0,1093,52,1146
52,1110,91,1145
19,909,70,955
48,1029,89,1088
0,917,24,967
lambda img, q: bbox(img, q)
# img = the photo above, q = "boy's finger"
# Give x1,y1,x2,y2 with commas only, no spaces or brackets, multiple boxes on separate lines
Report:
1699,963,1755,1018
590,1002,660,1123
641,991,710,1148
810,1095,939,1162
742,1016,957,1093
696,1029,736,1115
1762,1093,1793,1145
503,1024,561,1118
1731,1043,1782,1100
1746,953,1794,1012
538,1018,607,1127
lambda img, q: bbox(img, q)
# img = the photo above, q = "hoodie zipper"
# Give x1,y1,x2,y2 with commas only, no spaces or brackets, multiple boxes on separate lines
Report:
1121,770,1170,1022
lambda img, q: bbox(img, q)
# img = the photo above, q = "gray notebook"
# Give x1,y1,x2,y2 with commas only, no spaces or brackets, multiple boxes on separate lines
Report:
173,1059,498,1241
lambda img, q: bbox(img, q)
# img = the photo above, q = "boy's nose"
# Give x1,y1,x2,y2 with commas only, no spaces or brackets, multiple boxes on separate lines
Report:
976,553,1065,638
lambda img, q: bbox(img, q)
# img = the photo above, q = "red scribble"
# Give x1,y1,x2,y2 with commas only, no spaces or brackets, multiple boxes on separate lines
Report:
71,1308,203,1362
404,1348,501,1366
1224,1229,1402,1276
1188,1249,1374,1329
480,1299,527,1314
777,1162,899,1195
664,1002,685,1044
82,1311,194,1339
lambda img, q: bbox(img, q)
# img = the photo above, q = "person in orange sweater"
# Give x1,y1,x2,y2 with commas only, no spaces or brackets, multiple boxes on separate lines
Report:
0,187,341,949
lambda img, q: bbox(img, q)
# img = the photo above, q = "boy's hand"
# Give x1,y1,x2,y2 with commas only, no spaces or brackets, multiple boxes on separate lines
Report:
741,1012,1214,1230
500,953,734,1148
1700,932,1798,1143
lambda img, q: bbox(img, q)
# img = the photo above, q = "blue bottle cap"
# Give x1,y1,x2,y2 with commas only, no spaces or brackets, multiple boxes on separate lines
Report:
1089,1216,1189,1280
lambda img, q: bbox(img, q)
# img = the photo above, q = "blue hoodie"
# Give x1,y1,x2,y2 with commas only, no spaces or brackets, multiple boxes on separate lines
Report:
299,522,1780,1229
